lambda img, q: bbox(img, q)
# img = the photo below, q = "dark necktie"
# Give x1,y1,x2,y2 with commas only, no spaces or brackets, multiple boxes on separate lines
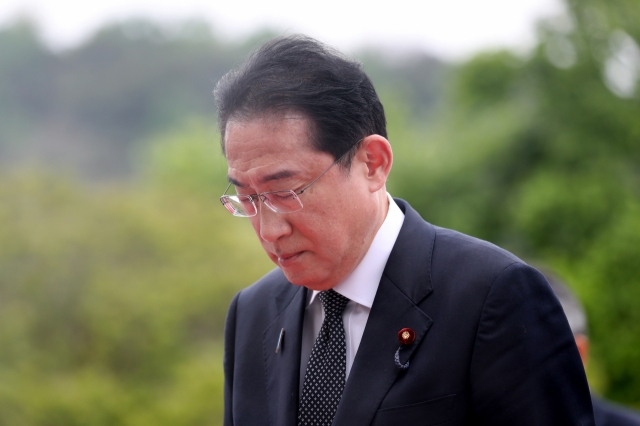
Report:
298,289,350,426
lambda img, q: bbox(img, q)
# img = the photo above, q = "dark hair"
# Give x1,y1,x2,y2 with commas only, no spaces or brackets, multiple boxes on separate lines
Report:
213,34,387,168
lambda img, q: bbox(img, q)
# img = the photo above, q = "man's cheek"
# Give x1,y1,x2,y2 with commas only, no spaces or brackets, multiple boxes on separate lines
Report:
261,244,278,263
250,218,261,236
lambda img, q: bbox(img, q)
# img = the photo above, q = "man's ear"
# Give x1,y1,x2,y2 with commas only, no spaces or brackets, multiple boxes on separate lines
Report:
356,135,393,193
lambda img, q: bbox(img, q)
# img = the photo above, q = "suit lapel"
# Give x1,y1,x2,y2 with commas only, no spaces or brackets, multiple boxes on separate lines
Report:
263,283,307,426
332,199,437,426
334,276,433,425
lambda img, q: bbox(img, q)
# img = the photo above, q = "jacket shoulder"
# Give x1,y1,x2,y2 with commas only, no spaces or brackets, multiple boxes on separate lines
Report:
429,225,531,297
434,226,522,271
391,197,531,302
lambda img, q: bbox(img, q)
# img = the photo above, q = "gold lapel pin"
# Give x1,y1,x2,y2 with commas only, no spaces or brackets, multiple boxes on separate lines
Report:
398,327,416,346
395,327,415,370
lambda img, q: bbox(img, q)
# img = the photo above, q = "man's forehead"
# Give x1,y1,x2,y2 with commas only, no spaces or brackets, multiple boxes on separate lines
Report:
227,169,301,188
225,112,311,141
226,124,310,162
224,115,329,188
226,115,314,154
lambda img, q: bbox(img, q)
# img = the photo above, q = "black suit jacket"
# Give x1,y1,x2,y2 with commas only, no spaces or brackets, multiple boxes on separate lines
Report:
224,199,595,425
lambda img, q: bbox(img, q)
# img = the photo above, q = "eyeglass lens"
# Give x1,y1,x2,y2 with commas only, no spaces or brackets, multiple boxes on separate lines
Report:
222,191,303,217
222,196,257,217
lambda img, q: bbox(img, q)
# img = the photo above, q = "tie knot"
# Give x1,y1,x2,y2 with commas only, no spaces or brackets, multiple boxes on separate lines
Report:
318,289,350,317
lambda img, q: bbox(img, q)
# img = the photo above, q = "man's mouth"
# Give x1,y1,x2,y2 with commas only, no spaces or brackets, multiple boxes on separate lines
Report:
277,251,303,267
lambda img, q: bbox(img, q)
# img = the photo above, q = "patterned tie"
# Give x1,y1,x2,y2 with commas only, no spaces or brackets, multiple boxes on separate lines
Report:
298,289,350,426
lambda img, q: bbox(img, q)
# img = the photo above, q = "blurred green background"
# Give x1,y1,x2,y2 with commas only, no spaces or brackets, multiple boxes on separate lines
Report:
1,0,639,423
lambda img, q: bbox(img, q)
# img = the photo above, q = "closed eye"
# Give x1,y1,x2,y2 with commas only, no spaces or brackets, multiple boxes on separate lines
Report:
268,191,296,200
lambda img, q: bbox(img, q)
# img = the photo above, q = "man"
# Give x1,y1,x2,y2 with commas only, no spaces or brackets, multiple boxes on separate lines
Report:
215,35,594,425
544,271,640,426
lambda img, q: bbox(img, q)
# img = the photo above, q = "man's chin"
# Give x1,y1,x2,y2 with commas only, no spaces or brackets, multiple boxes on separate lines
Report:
280,268,336,291
280,266,310,287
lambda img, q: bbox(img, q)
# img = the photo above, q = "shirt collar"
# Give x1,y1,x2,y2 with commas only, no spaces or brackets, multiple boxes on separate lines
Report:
308,194,405,308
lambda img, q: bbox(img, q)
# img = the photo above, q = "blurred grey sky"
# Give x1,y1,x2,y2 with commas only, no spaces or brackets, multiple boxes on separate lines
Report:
0,0,563,59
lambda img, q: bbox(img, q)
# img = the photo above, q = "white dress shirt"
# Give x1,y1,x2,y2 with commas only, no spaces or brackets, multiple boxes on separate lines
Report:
299,195,405,394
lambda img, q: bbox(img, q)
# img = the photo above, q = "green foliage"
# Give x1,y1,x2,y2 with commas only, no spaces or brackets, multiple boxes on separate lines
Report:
0,19,446,180
0,152,273,423
452,51,524,109
0,19,269,178
578,202,640,402
139,119,228,193
358,50,446,120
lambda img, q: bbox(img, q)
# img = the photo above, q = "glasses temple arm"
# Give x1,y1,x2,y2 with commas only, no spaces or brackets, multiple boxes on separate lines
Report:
297,139,362,195
297,162,335,195
222,182,232,196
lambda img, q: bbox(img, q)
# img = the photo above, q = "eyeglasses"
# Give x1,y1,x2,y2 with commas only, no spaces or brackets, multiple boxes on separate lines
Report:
220,142,359,217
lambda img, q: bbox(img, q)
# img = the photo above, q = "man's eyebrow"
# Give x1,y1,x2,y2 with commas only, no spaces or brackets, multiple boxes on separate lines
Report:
227,170,300,188
260,170,299,184
227,176,246,188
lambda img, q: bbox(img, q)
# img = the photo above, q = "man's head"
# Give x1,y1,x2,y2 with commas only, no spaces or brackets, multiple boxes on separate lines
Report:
215,35,393,291
214,35,387,169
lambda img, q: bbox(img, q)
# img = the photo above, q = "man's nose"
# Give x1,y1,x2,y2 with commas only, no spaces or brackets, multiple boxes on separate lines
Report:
258,204,292,242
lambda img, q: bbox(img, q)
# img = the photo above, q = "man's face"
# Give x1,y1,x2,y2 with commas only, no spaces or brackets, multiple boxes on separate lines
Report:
224,114,378,291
